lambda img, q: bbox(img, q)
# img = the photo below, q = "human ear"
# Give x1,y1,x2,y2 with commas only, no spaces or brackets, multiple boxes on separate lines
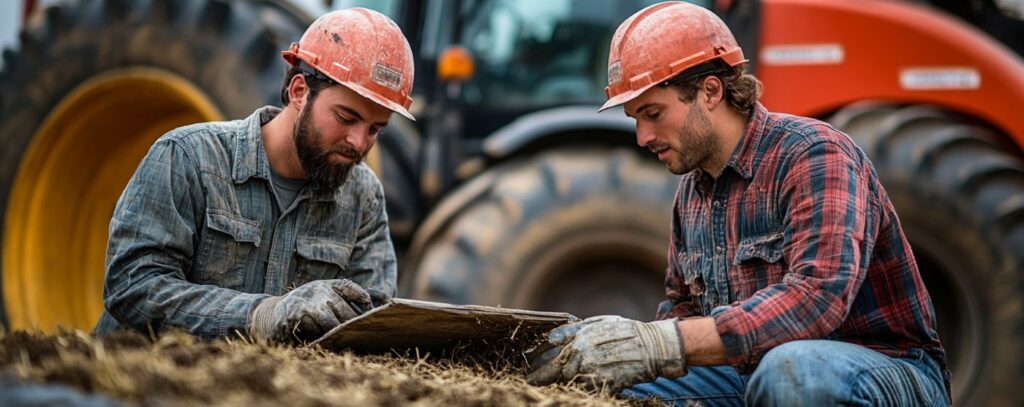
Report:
288,74,309,111
702,76,724,109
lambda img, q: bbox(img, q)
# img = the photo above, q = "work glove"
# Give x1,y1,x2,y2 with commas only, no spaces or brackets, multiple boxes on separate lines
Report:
248,279,387,344
526,315,686,393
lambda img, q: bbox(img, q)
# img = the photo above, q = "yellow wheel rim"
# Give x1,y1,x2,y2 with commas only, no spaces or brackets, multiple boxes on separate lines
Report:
3,68,223,331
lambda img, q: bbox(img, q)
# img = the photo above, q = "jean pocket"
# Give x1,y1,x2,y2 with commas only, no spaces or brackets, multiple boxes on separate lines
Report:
195,210,261,289
293,236,353,287
903,349,947,406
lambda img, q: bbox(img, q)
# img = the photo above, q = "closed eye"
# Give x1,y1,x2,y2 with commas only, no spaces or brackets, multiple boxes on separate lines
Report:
336,114,357,126
369,125,385,137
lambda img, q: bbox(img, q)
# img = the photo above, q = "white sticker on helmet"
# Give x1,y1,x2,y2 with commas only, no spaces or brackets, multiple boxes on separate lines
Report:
372,64,403,90
608,61,623,85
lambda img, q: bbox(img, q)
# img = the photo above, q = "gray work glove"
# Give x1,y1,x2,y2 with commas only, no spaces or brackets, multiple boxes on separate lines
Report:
248,279,386,344
526,315,686,393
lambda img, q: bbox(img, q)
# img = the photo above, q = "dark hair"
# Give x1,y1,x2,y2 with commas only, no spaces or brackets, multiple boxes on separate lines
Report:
280,64,336,105
662,61,763,115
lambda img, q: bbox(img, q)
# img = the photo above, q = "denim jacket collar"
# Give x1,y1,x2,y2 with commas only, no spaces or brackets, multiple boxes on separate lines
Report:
232,106,278,185
231,106,336,202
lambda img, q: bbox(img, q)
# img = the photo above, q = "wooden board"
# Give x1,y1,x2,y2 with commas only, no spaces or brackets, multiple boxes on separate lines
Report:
313,298,576,353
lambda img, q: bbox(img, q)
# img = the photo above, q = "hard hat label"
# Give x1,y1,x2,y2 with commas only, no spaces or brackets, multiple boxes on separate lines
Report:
608,61,623,85
372,64,403,90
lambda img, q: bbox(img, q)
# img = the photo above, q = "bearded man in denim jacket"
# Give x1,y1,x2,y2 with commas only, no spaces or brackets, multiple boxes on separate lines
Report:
94,8,415,344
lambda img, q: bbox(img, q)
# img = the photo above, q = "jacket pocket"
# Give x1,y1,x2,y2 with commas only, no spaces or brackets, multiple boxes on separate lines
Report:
730,231,786,299
195,210,261,289
293,236,353,287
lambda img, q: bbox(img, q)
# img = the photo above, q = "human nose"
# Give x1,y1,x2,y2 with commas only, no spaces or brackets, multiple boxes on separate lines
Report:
344,126,373,153
635,122,656,147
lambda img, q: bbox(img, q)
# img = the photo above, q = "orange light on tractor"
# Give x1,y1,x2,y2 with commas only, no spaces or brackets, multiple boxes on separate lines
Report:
438,46,474,82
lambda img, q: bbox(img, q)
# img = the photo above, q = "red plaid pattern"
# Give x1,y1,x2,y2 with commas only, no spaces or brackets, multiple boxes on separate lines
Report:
655,103,946,385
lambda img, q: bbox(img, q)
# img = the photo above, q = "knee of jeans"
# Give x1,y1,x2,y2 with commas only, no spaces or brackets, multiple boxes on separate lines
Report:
747,341,846,405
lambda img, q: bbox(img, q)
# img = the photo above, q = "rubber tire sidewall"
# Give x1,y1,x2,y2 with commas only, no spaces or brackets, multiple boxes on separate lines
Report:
409,147,678,320
0,0,306,328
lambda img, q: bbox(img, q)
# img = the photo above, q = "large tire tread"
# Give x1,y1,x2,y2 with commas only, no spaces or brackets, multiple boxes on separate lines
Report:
0,0,308,328
407,147,677,319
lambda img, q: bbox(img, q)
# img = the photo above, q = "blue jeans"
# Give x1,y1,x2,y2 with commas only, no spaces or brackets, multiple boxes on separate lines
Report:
621,340,950,406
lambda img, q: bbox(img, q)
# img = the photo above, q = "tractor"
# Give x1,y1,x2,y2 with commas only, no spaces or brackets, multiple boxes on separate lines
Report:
1,0,1022,404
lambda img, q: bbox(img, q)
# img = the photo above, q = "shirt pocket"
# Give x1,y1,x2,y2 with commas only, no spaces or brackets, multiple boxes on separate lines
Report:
293,236,353,287
731,231,786,299
195,210,261,289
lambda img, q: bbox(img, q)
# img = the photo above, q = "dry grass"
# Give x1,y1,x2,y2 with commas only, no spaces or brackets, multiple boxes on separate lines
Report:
0,330,664,406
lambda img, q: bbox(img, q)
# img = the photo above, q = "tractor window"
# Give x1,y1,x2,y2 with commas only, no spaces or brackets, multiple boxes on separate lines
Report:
996,0,1024,20
458,0,666,109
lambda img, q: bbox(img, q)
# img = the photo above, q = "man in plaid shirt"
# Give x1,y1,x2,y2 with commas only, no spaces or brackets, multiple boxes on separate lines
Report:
526,2,949,405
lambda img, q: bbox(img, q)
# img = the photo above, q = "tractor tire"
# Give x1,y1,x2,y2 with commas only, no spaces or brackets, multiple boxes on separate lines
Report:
374,118,422,249
0,0,307,330
828,103,1024,407
404,147,679,321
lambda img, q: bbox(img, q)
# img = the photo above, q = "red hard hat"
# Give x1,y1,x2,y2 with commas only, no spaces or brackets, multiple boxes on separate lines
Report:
600,1,746,112
283,8,416,120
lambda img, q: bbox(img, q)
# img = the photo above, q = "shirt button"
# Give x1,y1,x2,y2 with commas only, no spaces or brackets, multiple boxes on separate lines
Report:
715,246,724,254
712,201,720,208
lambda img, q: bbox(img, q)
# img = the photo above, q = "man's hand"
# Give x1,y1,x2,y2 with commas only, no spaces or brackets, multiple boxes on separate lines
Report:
526,315,686,393
248,279,387,343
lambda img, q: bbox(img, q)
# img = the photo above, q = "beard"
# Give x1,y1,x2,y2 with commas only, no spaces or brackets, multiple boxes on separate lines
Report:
294,103,365,194
665,105,718,175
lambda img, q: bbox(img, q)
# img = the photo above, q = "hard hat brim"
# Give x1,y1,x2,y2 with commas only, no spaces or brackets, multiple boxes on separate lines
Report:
598,86,648,113
346,82,417,121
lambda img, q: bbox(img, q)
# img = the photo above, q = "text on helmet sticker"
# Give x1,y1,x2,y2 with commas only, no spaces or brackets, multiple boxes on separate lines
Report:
608,61,623,85
372,64,403,90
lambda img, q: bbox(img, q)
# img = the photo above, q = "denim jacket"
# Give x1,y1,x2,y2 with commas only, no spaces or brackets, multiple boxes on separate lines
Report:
94,106,397,339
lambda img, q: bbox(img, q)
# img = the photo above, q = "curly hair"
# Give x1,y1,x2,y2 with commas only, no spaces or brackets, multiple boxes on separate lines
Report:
662,61,763,115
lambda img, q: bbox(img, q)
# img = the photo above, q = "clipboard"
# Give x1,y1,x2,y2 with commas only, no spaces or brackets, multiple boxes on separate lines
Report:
313,298,576,353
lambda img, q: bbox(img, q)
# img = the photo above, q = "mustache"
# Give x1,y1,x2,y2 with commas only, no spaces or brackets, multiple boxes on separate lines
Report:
324,144,365,161
647,142,670,154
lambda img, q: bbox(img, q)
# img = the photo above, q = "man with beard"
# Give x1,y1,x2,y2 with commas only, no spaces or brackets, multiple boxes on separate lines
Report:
94,8,414,344
526,2,950,405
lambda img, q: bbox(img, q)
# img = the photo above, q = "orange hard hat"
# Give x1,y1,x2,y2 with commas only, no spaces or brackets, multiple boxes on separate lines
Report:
600,1,746,112
283,8,416,120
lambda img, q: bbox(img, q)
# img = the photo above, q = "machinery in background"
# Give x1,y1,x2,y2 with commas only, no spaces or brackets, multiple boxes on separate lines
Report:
2,0,1023,404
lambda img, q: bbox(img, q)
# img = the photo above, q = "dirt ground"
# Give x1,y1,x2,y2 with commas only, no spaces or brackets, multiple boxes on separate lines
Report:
0,329,664,406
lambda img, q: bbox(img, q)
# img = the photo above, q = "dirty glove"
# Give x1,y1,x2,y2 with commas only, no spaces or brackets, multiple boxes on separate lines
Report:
248,279,380,343
526,315,686,393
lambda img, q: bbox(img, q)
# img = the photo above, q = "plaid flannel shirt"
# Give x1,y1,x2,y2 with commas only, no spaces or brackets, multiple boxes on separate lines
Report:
656,103,947,387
